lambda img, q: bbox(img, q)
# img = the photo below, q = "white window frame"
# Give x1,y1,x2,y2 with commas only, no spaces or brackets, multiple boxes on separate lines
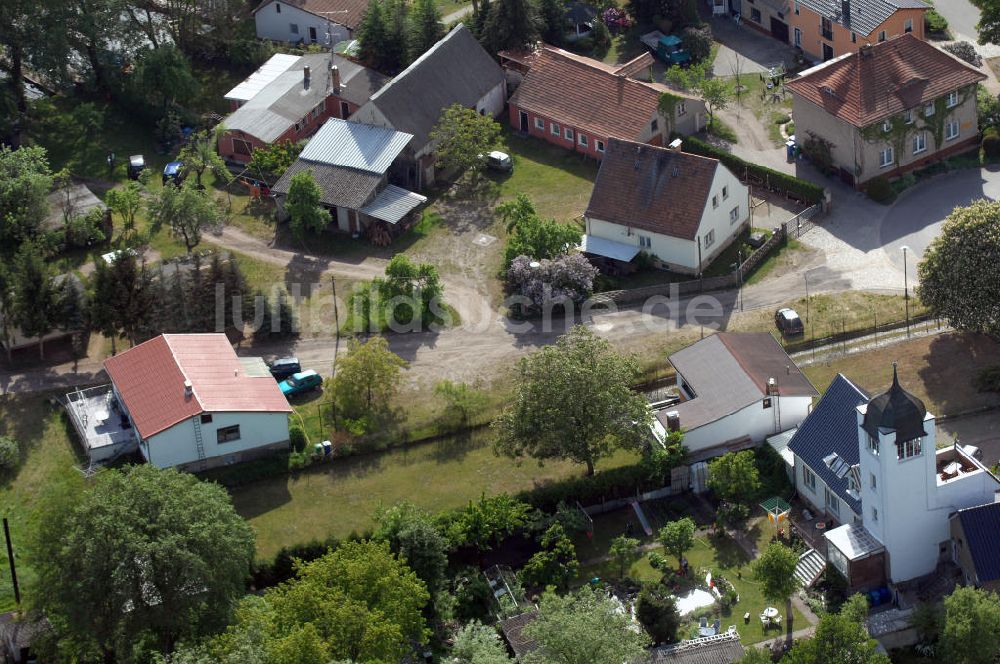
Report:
868,434,880,456
564,127,574,140
639,235,651,248
596,140,605,153
913,132,927,154
903,110,913,124
677,101,687,116
534,117,545,130
578,133,588,147
550,122,560,136
946,120,959,141
825,488,840,516
794,1,799,14
803,466,816,491
703,229,715,248
729,206,739,224
897,438,923,460
904,18,913,33
924,102,935,117
946,91,959,108
794,28,802,47
882,119,892,132
879,147,894,168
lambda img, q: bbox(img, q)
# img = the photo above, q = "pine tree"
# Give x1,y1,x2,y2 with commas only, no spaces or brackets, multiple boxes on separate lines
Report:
358,0,391,71
483,0,539,54
12,242,59,360
384,0,410,71
407,0,444,62
537,0,564,45
224,258,250,335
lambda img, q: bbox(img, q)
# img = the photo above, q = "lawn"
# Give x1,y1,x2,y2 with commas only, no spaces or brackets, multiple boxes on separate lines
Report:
801,332,1000,418
231,428,640,559
0,394,86,612
579,533,808,645
436,0,470,18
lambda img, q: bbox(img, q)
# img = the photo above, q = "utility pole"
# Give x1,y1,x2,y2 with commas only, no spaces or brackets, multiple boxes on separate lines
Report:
4,518,20,606
901,245,910,339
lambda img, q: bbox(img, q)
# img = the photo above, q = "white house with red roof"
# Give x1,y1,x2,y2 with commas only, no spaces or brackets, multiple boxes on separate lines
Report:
65,334,292,472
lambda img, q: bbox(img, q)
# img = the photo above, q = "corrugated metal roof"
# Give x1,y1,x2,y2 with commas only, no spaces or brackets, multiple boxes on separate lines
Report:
787,374,869,514
579,234,640,262
359,184,426,224
299,118,413,173
955,502,1000,583
224,53,300,103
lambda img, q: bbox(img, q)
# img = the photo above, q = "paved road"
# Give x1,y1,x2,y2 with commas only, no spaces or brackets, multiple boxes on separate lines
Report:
442,3,474,24
933,0,982,44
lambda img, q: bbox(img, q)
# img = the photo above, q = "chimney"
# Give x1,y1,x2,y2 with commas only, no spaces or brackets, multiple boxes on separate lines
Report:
665,411,680,432
330,64,340,92
183,379,193,397
860,42,873,58
668,137,683,152
303,65,311,88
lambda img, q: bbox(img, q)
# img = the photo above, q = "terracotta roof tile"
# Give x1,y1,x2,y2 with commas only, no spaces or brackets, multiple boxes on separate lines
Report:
786,34,986,127
510,46,690,142
585,138,718,240
255,0,370,30
104,334,291,440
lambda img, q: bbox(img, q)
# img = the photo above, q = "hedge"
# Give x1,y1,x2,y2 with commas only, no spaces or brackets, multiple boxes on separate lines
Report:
515,462,662,513
681,135,826,204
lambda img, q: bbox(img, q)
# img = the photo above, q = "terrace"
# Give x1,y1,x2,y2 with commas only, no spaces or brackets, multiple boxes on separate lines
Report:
63,385,138,466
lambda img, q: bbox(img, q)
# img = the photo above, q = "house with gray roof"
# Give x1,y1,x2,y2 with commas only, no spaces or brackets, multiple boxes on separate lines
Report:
950,502,1000,592
271,118,426,242
351,23,506,190
219,52,388,165
653,332,817,457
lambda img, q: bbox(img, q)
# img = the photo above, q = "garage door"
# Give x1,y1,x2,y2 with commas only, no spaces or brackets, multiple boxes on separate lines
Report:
771,17,789,43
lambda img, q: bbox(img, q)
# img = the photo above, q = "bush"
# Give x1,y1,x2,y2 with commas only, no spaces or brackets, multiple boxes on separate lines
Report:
0,437,18,470
865,175,895,204
250,536,339,587
942,41,982,68
289,425,307,452
983,128,1000,159
773,113,791,125
925,9,948,34
681,135,825,203
681,25,712,63
974,365,1000,392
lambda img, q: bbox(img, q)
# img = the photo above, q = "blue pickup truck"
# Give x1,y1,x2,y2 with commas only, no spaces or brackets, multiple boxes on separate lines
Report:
641,31,692,66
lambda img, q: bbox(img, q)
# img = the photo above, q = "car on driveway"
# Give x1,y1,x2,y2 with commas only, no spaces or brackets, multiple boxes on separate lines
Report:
279,370,322,397
483,150,513,173
269,357,301,380
162,161,186,186
775,308,804,336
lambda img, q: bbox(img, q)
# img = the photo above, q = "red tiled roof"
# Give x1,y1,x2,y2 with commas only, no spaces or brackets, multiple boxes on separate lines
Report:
786,34,986,128
104,334,291,440
585,138,719,240
254,0,369,30
510,46,688,142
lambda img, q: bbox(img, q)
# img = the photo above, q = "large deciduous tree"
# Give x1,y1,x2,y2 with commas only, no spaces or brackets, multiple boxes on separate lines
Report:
372,254,445,330
430,103,503,176
331,336,408,421
520,523,579,590
133,45,199,117
178,127,229,188
751,542,801,643
452,622,514,664
635,583,681,645
938,586,1000,664
30,465,255,662
523,589,650,664
285,170,329,240
148,182,224,253
0,145,53,245
497,195,582,267
707,450,761,523
658,517,696,569
493,325,652,476
973,0,1000,45
783,594,887,664
608,535,641,579
917,199,1000,336
104,181,144,244
374,502,449,598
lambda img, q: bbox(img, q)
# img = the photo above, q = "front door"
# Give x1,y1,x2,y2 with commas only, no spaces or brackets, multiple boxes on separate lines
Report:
770,17,789,43
519,110,529,132
308,26,317,42
823,43,834,60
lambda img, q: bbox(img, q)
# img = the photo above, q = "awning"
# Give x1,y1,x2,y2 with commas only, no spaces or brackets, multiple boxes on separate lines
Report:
360,185,427,224
579,234,640,262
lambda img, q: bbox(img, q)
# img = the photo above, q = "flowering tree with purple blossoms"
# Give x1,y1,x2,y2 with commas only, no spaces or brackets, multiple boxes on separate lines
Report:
506,254,598,315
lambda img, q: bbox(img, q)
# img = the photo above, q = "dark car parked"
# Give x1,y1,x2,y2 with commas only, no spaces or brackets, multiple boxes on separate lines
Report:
775,308,804,336
269,357,301,380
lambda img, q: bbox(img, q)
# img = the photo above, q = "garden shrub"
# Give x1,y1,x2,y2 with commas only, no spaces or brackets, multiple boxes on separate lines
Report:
942,41,982,67
251,536,339,587
865,176,895,204
0,437,18,470
773,113,791,125
974,365,1000,392
682,135,825,203
681,25,712,63
289,425,307,452
983,128,1000,159
925,9,948,35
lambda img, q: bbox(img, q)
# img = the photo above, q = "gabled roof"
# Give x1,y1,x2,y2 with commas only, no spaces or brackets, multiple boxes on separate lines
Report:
104,334,291,440
499,611,539,659
657,333,817,432
272,159,383,209
225,53,301,103
649,632,745,664
224,53,337,143
797,0,927,37
585,138,721,241
788,374,870,514
253,0,370,30
298,118,412,173
954,502,1000,583
786,34,986,128
510,46,689,142
365,23,504,151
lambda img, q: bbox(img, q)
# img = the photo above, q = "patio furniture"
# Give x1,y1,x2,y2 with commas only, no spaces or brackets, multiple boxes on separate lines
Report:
763,607,779,619
816,521,827,531
699,625,716,637
760,614,769,626
773,615,782,627
713,619,721,632
744,612,750,625
94,409,110,423
699,616,708,628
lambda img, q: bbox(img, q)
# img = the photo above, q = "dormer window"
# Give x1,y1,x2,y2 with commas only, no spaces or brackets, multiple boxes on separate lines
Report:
882,119,892,132
924,102,935,117
897,437,922,460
